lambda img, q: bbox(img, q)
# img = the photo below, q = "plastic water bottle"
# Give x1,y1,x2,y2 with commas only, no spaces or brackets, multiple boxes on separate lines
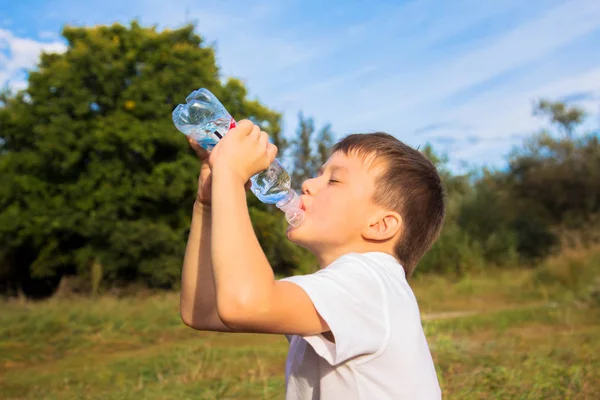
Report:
172,88,304,227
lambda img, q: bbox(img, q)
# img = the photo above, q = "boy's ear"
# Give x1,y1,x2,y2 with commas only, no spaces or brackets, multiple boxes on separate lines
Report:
362,210,402,242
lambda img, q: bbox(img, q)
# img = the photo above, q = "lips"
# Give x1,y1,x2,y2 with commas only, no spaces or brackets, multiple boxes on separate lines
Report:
299,197,307,212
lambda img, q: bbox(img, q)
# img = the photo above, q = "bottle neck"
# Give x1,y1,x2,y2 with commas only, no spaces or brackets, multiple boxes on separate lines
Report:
276,189,300,212
275,189,305,227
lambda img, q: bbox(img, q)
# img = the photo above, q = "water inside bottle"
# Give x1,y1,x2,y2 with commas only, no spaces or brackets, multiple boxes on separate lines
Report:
173,106,231,150
172,88,304,226
250,159,292,204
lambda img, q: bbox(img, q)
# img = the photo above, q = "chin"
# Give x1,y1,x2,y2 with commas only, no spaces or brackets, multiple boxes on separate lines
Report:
286,224,299,241
286,223,321,253
286,222,307,243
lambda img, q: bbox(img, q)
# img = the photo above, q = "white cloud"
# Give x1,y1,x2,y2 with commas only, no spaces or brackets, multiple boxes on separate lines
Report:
222,0,597,150
39,31,60,40
0,28,66,89
1,0,597,174
129,1,318,82
452,66,600,139
278,66,378,108
439,66,600,171
345,0,600,127
279,0,600,172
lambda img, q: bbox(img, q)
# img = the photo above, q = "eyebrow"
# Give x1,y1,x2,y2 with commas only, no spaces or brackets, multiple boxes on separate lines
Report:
318,165,348,175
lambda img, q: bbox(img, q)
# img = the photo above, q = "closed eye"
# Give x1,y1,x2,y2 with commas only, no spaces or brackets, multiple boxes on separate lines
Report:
328,179,339,184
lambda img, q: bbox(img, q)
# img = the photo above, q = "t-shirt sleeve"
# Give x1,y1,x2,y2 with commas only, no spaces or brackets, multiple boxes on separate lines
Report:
279,257,389,366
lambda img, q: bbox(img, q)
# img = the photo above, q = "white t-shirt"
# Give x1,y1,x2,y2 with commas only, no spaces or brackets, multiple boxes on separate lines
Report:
279,251,441,400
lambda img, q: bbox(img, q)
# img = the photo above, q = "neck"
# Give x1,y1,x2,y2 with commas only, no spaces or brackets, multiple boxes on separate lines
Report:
314,243,396,269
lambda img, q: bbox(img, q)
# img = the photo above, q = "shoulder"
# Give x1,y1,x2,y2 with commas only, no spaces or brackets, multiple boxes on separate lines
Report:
330,252,405,283
280,253,389,300
280,252,405,300
308,253,387,286
342,253,418,312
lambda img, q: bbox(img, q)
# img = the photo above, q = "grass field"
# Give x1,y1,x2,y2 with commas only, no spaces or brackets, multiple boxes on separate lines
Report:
1,249,600,399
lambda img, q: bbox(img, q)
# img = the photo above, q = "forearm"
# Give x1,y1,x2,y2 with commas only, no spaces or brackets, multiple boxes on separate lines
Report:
180,201,227,328
211,171,275,312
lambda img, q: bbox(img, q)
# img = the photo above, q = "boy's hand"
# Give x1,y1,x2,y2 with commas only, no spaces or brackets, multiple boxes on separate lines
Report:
187,137,251,206
211,120,278,185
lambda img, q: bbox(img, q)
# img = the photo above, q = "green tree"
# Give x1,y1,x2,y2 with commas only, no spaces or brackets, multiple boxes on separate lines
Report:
290,112,317,191
0,22,283,296
416,144,485,275
533,99,586,138
456,99,597,266
289,112,335,191
457,171,519,266
477,99,597,263
315,123,334,167
510,100,598,223
506,133,600,237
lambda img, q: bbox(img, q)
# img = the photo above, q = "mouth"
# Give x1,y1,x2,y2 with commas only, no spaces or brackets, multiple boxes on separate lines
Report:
299,198,306,212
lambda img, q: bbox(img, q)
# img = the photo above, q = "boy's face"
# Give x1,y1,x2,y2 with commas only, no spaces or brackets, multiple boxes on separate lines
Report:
287,151,381,256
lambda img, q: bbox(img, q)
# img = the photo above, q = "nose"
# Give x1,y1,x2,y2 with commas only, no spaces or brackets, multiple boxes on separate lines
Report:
301,177,317,196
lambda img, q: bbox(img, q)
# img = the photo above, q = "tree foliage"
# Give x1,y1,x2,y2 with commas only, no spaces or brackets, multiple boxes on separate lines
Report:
0,22,284,295
417,99,599,274
289,112,334,191
533,99,586,138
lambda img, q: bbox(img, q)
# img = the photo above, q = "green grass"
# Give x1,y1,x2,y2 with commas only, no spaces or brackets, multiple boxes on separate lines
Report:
426,304,600,399
0,294,288,399
1,248,600,399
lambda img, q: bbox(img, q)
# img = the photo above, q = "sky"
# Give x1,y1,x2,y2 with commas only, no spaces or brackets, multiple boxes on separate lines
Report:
1,0,600,172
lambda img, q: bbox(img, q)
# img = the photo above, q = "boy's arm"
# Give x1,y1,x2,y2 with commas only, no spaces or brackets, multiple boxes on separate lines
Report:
211,170,330,335
180,200,232,332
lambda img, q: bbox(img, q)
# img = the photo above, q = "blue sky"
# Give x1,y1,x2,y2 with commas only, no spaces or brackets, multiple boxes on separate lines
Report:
1,0,599,171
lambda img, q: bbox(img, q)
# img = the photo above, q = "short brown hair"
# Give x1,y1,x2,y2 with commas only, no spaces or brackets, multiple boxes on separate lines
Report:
331,132,445,276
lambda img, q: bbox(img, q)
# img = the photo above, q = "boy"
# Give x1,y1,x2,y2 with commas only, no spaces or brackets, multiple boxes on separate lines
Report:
181,120,444,399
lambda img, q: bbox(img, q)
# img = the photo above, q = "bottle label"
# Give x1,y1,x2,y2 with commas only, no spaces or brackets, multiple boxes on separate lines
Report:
229,119,237,130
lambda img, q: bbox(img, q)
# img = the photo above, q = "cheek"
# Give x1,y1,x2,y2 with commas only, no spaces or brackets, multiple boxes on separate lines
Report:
311,194,346,222
307,196,355,232
286,197,339,241
287,189,365,242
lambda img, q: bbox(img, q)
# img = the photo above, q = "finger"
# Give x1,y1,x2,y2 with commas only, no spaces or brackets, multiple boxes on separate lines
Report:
187,136,199,151
258,130,269,150
235,119,254,136
266,143,278,162
250,124,261,141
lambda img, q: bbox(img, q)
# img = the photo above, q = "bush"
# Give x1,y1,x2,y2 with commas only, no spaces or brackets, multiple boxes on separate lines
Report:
533,244,600,305
417,224,484,277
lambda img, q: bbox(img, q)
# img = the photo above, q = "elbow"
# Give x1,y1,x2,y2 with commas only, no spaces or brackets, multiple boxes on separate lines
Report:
217,298,260,330
180,310,195,329
180,304,208,331
216,302,241,330
180,307,198,330
217,298,265,332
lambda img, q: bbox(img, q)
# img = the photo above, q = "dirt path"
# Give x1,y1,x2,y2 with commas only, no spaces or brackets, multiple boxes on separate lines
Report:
421,310,481,321
421,301,551,321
